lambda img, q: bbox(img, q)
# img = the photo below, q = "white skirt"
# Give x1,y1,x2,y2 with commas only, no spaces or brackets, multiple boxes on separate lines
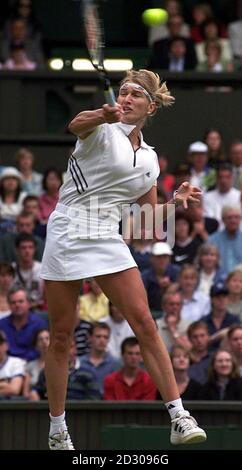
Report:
40,204,137,281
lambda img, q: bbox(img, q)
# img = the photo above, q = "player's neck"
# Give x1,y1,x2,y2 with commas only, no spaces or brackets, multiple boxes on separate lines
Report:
128,129,141,150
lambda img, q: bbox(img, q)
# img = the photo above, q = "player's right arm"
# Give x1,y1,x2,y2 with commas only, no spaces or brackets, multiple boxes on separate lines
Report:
68,104,122,139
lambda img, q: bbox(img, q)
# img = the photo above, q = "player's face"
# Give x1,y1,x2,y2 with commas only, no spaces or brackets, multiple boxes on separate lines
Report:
117,85,155,124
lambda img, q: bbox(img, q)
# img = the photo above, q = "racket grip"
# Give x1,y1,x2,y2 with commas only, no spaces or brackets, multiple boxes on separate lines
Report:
104,87,116,106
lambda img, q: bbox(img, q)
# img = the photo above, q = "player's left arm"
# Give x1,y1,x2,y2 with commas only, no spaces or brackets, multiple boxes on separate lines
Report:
135,185,157,237
136,185,157,209
136,182,202,235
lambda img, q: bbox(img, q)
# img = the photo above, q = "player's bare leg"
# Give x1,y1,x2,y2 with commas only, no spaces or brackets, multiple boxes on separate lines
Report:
96,268,206,445
45,280,81,450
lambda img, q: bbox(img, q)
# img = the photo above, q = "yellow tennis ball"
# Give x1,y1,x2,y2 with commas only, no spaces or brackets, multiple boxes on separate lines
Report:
142,8,168,26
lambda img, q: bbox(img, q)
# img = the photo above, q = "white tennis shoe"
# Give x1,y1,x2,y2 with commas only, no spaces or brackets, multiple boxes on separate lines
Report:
170,410,207,445
49,430,75,450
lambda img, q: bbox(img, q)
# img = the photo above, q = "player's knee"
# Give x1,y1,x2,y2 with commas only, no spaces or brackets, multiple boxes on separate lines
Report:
51,330,72,354
131,306,157,340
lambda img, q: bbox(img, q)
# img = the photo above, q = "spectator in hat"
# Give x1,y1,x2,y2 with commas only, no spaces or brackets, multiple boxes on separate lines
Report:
0,329,26,399
203,282,240,351
188,141,216,192
0,167,27,230
142,242,180,312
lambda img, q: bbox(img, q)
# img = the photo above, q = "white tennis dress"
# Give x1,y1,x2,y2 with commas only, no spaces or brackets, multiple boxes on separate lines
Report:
41,122,159,280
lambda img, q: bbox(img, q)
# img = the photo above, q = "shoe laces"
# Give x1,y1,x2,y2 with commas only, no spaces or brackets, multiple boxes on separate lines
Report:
172,410,198,432
49,430,74,450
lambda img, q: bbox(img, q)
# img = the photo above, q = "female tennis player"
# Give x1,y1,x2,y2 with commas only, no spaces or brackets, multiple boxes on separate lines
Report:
41,69,206,449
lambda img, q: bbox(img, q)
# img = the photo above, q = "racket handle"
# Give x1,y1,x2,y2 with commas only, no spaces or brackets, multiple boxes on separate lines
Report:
104,86,116,106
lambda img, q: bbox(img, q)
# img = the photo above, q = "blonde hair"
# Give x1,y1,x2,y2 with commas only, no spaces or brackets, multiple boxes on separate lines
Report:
226,270,242,283
195,243,220,268
120,69,175,109
170,344,190,361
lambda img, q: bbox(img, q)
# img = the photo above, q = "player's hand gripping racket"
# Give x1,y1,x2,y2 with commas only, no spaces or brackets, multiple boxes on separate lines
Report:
82,0,116,106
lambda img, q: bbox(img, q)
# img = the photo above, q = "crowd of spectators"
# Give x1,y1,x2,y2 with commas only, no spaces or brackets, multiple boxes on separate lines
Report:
0,1,242,72
0,0,44,70
148,1,242,72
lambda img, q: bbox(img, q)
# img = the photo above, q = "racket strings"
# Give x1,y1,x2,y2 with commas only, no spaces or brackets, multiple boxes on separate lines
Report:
85,6,104,68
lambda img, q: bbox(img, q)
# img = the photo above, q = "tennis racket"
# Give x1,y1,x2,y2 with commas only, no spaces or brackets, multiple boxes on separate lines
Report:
82,0,116,105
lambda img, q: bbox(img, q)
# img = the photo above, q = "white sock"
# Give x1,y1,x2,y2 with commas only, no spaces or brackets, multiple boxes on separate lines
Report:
49,411,67,436
165,398,185,420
